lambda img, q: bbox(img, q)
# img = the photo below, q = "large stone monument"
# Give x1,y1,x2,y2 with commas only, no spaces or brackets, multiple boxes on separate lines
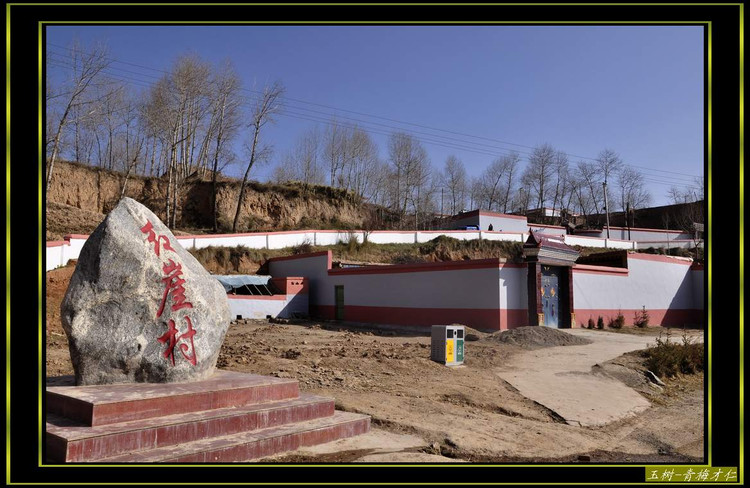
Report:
60,197,231,385
49,197,369,463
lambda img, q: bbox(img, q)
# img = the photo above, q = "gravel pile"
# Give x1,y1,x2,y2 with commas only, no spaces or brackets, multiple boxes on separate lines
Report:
486,326,593,349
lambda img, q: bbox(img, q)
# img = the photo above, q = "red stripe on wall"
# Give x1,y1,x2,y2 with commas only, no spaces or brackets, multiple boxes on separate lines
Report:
227,295,287,301
267,251,332,264
478,210,527,220
328,258,514,275
46,241,69,247
627,253,694,265
528,223,566,230
573,264,629,275
311,305,528,331
573,309,704,327
501,309,529,329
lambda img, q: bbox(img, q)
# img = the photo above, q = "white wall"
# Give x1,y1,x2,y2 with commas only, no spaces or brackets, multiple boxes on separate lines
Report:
367,231,417,244
691,268,704,310
46,243,67,271
528,224,566,236
480,214,529,233
47,228,677,271
325,267,501,309
227,293,309,320
572,254,701,326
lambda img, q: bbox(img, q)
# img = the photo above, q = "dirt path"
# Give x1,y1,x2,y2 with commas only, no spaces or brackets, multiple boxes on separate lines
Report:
495,330,668,427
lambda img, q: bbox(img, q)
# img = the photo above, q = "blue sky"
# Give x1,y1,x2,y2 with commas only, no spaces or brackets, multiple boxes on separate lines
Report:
46,25,704,206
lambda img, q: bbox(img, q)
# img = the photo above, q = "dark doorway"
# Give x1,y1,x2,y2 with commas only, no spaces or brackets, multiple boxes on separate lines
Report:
335,285,345,321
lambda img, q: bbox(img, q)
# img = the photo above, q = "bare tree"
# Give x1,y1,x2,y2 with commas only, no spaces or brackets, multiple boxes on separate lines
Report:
440,155,467,215
232,81,285,232
207,61,243,231
549,151,569,223
46,40,111,193
387,132,430,225
576,160,603,222
616,166,652,212
668,176,704,204
478,157,506,212
323,118,346,188
500,152,521,213
274,126,325,187
522,143,556,210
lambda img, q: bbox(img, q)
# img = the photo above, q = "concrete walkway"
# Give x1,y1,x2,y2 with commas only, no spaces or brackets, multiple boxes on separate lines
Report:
495,329,666,427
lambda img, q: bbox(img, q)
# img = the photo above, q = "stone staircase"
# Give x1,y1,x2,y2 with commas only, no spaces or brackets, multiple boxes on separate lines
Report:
45,370,370,463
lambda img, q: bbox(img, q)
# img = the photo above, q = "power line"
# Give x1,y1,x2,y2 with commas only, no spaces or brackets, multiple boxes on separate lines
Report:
47,42,704,181
46,59,704,192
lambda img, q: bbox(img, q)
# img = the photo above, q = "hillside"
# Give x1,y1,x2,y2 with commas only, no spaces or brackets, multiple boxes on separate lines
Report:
46,160,375,234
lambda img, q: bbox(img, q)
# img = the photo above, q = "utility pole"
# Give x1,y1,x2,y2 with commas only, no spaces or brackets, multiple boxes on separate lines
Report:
603,181,611,240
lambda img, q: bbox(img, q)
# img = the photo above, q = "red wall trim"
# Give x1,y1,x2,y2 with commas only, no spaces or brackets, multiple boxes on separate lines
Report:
627,253,694,265
313,305,501,330
227,295,287,301
267,250,331,263
328,258,508,275
64,234,90,240
573,308,704,327
46,241,69,247
501,309,529,329
478,210,527,220
573,264,629,276
528,223,566,230
310,305,532,331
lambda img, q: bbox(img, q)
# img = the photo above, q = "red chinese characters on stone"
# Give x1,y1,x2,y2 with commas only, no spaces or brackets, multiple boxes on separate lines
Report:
157,316,198,366
157,259,194,318
140,220,175,257
141,218,199,368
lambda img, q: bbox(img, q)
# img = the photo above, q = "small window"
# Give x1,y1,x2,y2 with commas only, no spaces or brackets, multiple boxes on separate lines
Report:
446,329,454,339
457,329,464,339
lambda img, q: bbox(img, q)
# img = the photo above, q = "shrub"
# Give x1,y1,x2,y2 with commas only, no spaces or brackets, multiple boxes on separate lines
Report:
587,318,595,329
291,239,313,255
608,311,625,329
644,331,704,378
596,316,604,330
634,306,650,328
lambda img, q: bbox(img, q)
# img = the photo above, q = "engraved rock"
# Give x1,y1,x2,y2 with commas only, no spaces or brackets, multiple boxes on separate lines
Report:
60,197,231,385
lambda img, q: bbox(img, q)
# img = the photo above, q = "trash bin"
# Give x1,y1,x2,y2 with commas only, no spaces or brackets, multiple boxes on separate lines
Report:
431,325,465,366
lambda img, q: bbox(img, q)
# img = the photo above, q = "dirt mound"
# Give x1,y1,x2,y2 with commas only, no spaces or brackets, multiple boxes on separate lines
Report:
486,326,593,349
46,202,106,241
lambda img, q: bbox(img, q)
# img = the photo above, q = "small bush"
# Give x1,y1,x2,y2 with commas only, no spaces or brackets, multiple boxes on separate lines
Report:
587,318,595,329
608,311,625,329
291,239,313,255
644,331,704,378
634,306,650,328
596,316,604,330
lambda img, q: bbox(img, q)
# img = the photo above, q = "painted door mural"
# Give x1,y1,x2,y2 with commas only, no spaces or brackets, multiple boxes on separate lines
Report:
541,266,561,328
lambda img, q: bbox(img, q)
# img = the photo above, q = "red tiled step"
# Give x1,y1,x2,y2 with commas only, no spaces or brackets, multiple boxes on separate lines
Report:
46,371,299,427
97,411,371,463
46,393,335,463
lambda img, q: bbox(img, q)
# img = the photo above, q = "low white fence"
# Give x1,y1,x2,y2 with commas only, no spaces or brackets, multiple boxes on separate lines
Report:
47,228,665,272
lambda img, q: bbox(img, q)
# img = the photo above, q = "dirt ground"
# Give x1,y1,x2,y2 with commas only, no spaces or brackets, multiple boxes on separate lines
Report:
45,264,704,463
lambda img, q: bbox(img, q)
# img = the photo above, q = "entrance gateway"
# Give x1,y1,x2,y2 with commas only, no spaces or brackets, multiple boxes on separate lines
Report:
523,231,580,329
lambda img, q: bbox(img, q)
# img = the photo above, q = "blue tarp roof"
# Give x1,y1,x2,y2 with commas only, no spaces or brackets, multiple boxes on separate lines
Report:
214,275,271,293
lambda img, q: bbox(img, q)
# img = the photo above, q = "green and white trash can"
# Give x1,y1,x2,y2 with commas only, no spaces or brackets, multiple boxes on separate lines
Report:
431,325,465,366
